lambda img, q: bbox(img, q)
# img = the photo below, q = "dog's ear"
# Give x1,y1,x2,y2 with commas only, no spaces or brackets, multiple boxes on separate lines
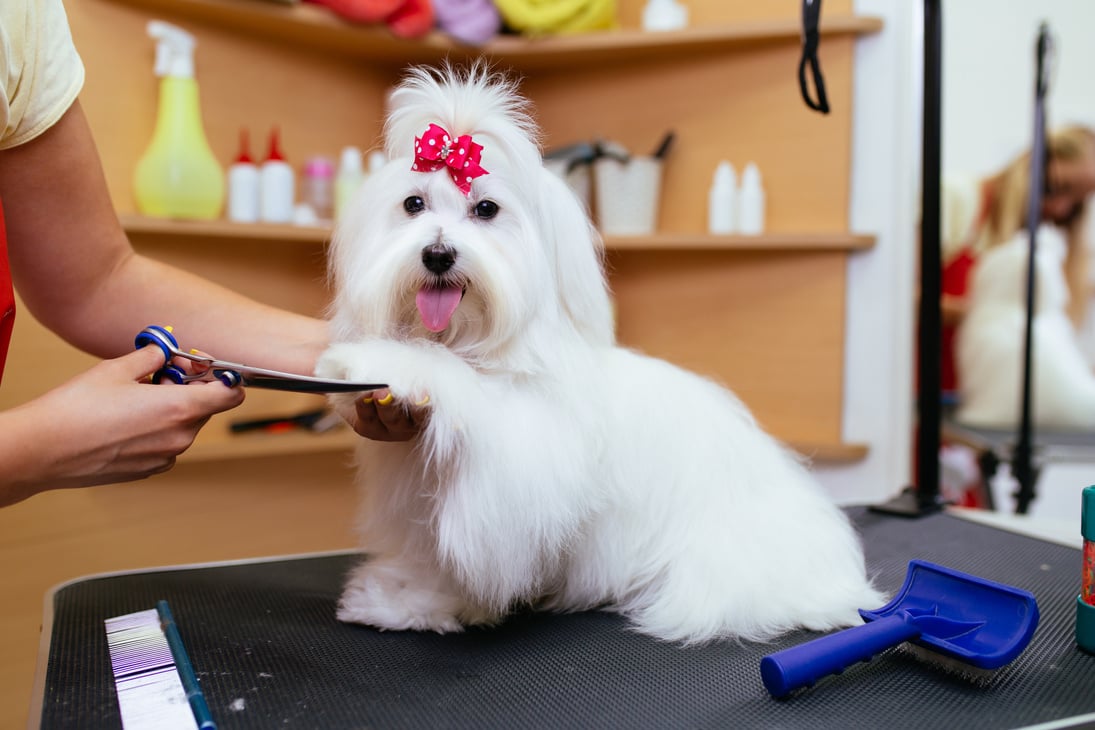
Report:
538,169,616,345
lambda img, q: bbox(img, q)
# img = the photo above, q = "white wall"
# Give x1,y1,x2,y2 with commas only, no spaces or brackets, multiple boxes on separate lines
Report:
811,0,921,505
943,1,1095,178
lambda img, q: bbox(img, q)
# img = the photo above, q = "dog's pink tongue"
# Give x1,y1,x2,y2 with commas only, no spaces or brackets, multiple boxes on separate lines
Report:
416,286,463,332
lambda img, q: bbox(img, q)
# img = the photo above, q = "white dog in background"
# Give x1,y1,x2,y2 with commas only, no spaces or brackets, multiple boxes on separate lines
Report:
317,65,881,644
957,225,1095,430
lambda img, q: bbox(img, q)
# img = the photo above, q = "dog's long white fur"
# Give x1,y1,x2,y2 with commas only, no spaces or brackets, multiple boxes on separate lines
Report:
318,64,882,644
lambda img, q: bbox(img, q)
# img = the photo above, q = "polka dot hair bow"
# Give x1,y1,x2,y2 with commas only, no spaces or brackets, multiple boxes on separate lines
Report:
412,123,489,196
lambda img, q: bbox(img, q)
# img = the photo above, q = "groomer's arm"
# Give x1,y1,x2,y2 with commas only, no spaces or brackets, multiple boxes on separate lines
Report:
0,101,423,446
0,101,326,373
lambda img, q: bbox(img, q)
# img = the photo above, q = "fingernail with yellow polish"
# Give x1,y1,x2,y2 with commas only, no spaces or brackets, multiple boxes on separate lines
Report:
360,392,374,404
415,395,430,406
377,392,394,406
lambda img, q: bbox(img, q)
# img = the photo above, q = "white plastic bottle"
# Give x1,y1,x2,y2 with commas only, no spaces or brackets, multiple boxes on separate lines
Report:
260,126,295,223
226,128,259,223
334,146,365,221
707,160,736,234
367,149,388,176
738,162,766,235
641,0,689,31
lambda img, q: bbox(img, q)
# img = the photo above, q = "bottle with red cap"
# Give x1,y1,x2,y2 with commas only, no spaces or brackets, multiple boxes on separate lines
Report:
260,126,295,223
226,127,259,222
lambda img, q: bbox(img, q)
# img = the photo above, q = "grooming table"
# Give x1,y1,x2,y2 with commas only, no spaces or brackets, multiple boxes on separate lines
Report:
944,419,1095,512
32,509,1095,729
944,420,1095,465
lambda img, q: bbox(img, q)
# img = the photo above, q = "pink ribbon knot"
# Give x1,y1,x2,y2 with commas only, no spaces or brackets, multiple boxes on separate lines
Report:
412,123,489,196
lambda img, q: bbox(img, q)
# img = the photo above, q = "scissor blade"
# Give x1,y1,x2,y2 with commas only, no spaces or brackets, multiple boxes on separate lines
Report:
237,374,386,393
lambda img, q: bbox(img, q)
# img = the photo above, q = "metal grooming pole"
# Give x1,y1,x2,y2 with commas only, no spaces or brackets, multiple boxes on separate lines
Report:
871,0,945,517
1012,23,1053,515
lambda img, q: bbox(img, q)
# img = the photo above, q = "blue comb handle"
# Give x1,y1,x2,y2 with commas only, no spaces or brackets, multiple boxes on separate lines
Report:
761,613,922,698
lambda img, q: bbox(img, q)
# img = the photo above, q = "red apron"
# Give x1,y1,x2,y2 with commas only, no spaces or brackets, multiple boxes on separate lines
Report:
0,200,14,384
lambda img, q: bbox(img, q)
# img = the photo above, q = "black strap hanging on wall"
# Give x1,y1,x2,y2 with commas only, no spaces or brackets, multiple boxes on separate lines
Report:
799,0,831,114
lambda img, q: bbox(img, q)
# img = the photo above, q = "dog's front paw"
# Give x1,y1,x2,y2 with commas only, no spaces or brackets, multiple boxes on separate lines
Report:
315,343,370,383
317,340,448,403
337,560,477,634
337,593,465,633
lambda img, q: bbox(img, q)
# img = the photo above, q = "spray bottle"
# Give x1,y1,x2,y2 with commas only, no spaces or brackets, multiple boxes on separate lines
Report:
133,21,224,219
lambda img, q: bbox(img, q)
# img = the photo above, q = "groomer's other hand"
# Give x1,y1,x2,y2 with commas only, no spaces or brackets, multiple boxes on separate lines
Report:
351,389,428,442
55,346,245,480
0,346,245,505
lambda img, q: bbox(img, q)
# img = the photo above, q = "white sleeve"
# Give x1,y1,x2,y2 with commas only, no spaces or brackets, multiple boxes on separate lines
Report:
0,0,85,150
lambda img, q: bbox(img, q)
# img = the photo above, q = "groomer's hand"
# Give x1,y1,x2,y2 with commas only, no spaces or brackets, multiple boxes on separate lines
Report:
350,389,428,442
0,346,244,506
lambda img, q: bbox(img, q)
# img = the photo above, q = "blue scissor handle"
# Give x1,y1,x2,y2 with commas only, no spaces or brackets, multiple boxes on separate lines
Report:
152,365,188,385
136,325,235,387
214,369,242,388
135,325,179,365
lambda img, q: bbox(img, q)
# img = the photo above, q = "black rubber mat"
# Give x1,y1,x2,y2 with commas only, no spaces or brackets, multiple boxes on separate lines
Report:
37,509,1095,729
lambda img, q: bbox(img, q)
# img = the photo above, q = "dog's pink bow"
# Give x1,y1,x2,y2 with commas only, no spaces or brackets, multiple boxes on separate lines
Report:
412,123,489,196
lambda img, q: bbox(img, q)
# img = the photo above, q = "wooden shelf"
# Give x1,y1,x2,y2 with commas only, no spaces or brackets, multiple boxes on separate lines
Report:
119,214,331,243
606,232,876,252
104,0,882,71
790,441,870,464
183,423,868,465
119,215,874,252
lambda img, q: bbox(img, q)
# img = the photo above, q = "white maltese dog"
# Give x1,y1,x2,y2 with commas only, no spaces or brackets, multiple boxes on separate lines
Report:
317,65,882,644
957,224,1095,430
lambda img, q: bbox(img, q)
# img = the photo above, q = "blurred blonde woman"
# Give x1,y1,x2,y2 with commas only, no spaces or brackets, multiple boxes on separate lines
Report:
940,125,1095,397
950,125,1095,429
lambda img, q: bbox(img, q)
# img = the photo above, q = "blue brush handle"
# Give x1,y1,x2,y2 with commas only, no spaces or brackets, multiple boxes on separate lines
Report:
760,613,921,698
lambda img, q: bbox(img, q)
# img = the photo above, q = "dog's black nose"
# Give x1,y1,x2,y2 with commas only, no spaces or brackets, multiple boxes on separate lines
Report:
421,242,457,275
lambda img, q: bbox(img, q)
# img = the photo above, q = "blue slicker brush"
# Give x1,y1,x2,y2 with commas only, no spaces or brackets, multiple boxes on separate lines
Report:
760,560,1040,698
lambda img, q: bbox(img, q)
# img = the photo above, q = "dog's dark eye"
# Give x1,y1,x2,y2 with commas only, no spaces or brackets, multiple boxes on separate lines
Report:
473,200,499,220
404,196,425,215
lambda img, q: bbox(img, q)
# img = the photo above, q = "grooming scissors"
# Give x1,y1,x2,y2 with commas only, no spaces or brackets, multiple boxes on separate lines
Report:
135,325,385,394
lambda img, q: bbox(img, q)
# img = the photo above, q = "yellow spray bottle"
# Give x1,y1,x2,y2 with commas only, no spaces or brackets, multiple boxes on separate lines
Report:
133,21,224,219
